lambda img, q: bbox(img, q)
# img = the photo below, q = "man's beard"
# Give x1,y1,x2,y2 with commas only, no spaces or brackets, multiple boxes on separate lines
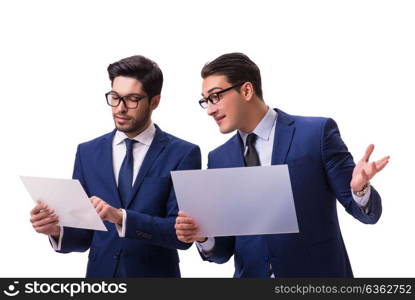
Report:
113,104,151,134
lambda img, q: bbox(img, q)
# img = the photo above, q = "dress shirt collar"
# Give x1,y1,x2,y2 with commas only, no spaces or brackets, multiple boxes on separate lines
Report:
114,122,156,146
238,107,278,145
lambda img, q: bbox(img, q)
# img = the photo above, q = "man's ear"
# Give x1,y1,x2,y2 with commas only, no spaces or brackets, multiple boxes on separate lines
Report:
241,82,254,102
150,95,161,110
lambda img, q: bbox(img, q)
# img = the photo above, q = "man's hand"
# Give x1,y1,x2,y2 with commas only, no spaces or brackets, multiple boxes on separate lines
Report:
90,196,123,225
351,144,390,192
175,211,207,243
30,202,60,239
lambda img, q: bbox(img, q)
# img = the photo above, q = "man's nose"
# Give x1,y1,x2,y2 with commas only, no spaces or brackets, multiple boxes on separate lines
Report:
116,99,128,113
207,101,218,116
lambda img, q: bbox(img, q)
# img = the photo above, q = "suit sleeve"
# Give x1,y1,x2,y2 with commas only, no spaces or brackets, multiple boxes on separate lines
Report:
322,118,382,224
55,145,94,253
123,145,202,250
197,236,235,264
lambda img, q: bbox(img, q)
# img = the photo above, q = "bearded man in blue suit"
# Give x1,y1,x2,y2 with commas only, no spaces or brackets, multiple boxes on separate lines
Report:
30,55,201,277
175,52,389,277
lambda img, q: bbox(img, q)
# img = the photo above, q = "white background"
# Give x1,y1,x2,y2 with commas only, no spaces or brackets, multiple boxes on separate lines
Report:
0,0,414,277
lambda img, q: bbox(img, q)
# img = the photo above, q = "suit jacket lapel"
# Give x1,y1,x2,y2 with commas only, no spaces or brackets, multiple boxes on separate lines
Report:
226,134,245,168
272,108,296,165
100,129,122,206
125,124,167,208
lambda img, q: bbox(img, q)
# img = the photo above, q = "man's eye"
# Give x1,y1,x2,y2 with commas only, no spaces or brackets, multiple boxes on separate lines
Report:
210,94,219,101
128,96,141,102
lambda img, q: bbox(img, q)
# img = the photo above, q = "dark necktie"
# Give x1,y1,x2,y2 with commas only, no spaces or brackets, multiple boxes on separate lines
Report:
244,133,260,166
244,133,271,275
118,138,136,207
244,133,273,276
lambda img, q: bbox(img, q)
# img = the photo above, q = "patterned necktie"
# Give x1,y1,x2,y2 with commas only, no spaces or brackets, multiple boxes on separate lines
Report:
244,133,260,166
118,138,136,207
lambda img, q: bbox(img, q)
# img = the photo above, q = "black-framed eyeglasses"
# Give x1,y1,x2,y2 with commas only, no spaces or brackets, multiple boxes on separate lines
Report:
198,82,244,109
105,91,150,109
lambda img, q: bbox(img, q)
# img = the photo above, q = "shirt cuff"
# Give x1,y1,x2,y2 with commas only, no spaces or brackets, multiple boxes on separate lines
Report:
49,226,63,251
115,209,127,237
351,187,371,210
196,237,215,253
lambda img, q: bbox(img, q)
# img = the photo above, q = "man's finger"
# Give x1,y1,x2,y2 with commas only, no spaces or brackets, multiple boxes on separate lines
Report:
96,202,105,214
33,219,59,231
30,209,54,223
362,144,374,162
175,224,197,232
375,156,390,167
99,210,107,219
32,215,59,227
176,217,185,224
101,204,112,218
177,217,196,224
30,210,49,222
175,223,198,230
91,198,100,208
30,203,47,216
178,211,188,217
375,157,389,173
177,235,191,242
176,217,194,226
176,230,198,238
34,222,59,234
176,228,199,235
177,234,195,243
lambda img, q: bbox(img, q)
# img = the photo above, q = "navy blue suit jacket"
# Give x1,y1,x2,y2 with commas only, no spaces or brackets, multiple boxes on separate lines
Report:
56,125,201,277
200,109,382,277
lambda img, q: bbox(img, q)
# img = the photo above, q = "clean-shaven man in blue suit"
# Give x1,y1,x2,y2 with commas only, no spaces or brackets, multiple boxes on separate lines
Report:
30,55,201,277
175,52,389,277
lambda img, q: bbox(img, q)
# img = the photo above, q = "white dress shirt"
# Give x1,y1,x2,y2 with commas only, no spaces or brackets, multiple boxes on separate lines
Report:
198,108,370,259
50,123,156,250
